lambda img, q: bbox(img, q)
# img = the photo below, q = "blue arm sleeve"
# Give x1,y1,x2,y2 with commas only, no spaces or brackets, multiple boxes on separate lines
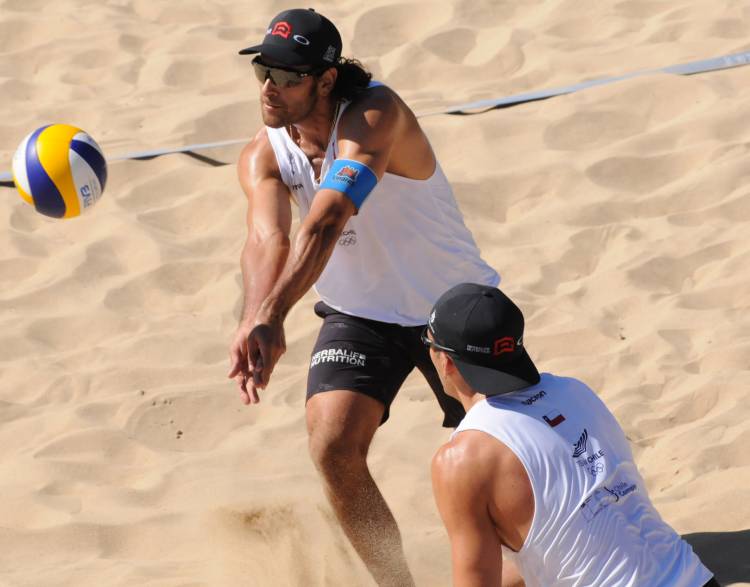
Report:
319,159,378,210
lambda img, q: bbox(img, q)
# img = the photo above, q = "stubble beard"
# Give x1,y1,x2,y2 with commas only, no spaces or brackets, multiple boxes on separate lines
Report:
260,83,319,129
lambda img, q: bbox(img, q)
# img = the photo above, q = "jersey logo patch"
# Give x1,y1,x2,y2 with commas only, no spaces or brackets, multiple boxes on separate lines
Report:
572,428,588,458
543,410,566,427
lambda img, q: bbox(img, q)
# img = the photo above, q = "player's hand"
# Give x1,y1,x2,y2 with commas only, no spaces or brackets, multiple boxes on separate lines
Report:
246,312,287,391
228,322,260,405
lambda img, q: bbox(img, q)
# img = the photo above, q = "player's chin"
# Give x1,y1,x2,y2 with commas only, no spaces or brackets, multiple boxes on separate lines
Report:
260,107,289,128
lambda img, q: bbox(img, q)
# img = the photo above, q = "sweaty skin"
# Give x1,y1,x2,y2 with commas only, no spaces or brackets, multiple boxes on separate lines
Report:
429,333,532,587
227,67,436,402
228,63,439,586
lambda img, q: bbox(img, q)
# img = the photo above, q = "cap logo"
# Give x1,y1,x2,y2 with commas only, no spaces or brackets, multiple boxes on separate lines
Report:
493,337,516,356
271,21,292,39
467,344,491,354
323,45,337,62
293,34,310,45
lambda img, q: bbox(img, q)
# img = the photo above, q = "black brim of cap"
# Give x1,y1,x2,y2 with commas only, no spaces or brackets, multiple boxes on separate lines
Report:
238,44,263,55
453,350,540,396
238,44,315,67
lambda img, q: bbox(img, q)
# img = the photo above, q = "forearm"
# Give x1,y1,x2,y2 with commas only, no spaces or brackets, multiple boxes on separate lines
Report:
239,231,290,325
259,216,342,322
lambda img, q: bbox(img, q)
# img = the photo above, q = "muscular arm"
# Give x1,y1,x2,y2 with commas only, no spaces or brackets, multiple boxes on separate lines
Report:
227,129,293,402
237,130,293,326
432,439,504,587
432,432,530,587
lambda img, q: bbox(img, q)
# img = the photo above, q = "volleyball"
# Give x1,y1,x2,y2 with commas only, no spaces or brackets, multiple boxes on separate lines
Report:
12,124,107,219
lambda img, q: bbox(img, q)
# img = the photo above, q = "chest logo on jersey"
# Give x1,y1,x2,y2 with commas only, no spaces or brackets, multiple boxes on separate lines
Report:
522,389,546,406
543,410,566,427
572,428,588,458
338,229,357,246
572,427,606,476
579,480,637,523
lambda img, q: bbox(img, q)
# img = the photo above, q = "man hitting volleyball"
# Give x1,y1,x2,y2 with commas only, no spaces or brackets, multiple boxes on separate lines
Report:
227,9,498,584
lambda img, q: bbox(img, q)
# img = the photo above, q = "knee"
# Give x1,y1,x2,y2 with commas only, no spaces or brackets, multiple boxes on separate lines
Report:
308,430,368,482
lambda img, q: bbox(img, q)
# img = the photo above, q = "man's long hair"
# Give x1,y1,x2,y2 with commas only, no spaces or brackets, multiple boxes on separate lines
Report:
331,58,373,101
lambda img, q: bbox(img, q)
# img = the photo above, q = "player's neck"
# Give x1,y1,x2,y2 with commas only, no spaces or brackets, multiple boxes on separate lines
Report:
448,376,487,412
290,97,339,151
459,390,487,412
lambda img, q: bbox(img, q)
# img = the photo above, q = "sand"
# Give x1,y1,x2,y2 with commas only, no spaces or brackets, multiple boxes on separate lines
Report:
1,0,749,585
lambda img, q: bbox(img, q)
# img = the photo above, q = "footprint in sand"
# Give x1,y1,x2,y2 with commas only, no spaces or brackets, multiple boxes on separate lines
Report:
124,390,254,452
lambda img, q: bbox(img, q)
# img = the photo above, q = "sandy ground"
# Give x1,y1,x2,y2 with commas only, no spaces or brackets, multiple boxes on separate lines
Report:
1,1,749,585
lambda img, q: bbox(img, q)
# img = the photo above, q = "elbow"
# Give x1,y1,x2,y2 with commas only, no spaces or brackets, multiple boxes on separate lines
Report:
299,216,345,249
303,199,354,238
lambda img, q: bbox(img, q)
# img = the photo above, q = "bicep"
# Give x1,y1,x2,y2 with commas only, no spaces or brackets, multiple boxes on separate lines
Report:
335,91,401,180
433,450,503,587
238,141,293,241
315,96,401,215
245,177,293,240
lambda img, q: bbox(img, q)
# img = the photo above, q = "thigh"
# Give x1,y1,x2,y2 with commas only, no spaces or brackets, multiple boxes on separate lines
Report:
307,304,413,424
306,389,385,459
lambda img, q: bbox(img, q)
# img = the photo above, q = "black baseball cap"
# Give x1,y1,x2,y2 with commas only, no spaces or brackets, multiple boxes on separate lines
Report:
239,8,342,68
427,283,540,395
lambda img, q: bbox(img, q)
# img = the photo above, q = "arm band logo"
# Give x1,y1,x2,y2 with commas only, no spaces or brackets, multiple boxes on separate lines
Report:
320,159,378,209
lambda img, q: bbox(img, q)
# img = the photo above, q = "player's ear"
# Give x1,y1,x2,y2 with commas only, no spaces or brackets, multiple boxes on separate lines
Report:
318,67,337,97
443,353,457,374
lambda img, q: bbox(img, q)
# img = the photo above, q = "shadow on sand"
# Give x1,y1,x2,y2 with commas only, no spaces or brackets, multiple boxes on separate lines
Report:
683,529,750,586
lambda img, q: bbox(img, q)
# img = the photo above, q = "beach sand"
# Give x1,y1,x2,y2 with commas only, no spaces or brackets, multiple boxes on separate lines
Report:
1,1,749,585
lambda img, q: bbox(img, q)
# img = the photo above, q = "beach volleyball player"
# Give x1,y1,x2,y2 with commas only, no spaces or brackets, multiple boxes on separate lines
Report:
425,283,719,587
227,8,499,585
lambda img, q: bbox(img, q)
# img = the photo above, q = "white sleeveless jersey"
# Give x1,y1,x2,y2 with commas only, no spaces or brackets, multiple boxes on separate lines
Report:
264,85,499,326
454,373,712,587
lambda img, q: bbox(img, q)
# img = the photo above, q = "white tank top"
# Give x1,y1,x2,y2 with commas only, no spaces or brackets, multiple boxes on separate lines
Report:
265,85,499,326
454,373,712,587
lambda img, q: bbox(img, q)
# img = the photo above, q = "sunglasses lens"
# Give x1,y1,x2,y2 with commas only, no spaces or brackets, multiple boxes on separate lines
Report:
252,61,268,84
252,61,305,88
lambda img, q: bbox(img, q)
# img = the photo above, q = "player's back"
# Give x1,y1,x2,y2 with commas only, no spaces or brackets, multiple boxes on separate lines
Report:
455,373,713,587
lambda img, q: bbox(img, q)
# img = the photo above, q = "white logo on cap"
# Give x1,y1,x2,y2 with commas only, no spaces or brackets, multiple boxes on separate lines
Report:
429,310,436,326
323,45,336,62
293,34,310,45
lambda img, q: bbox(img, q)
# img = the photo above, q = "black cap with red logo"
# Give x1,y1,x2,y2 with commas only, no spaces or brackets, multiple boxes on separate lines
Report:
427,283,540,395
239,8,342,68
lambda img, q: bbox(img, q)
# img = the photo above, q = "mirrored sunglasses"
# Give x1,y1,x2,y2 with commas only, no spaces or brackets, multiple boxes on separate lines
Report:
251,57,319,88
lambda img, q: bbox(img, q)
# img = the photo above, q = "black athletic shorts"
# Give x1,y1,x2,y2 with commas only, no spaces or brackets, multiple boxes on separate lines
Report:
306,301,466,427
703,578,720,587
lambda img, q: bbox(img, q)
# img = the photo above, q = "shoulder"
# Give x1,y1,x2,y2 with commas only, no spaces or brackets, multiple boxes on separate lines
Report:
338,86,406,138
432,430,505,498
237,127,282,187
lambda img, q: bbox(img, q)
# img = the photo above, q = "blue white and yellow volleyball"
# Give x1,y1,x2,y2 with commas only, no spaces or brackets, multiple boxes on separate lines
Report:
11,124,107,219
